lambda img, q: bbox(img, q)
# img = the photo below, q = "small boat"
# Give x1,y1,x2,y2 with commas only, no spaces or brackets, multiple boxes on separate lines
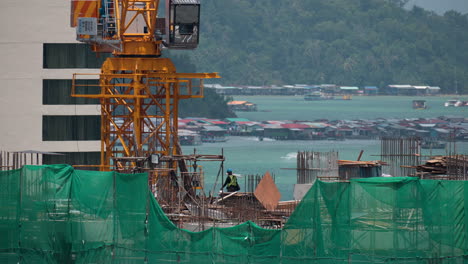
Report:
444,99,462,107
412,100,427,110
304,91,334,101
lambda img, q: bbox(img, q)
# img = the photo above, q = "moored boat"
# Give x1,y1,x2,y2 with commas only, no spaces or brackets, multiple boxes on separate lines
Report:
444,99,463,107
304,91,334,101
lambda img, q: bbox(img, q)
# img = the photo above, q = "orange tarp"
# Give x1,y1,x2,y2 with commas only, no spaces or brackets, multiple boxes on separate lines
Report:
70,0,99,27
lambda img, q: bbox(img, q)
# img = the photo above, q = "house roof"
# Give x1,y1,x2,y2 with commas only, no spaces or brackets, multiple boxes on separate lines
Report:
340,86,359,90
179,118,197,123
210,121,229,125
228,101,248,105
178,129,198,136
419,124,436,128
388,84,413,89
197,119,212,123
173,0,200,4
201,125,226,131
433,128,450,133
265,120,286,125
281,123,310,129
301,122,328,128
263,124,284,129
235,121,257,125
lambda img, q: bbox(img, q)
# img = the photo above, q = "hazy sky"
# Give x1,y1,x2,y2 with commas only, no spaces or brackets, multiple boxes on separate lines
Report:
407,0,468,14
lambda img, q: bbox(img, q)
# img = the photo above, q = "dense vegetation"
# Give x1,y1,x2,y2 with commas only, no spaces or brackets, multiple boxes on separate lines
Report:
174,0,468,94
168,54,236,118
178,86,236,119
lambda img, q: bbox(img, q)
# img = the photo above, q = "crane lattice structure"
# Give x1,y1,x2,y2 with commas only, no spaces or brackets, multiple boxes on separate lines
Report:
70,0,219,197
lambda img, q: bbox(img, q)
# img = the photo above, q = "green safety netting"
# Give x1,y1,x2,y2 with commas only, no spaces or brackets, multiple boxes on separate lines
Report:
1,165,468,263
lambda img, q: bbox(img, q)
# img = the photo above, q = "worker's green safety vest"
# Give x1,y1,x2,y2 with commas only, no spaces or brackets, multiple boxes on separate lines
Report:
227,175,238,187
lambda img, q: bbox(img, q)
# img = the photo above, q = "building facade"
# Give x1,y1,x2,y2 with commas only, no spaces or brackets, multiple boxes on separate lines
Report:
0,0,105,166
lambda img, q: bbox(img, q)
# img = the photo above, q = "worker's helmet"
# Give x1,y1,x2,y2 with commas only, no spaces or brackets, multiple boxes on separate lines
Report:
227,169,233,173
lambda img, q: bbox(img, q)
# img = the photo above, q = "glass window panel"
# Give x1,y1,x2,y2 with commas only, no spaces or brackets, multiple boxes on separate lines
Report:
43,152,100,169
43,79,100,105
43,43,111,68
42,115,100,141
175,5,199,23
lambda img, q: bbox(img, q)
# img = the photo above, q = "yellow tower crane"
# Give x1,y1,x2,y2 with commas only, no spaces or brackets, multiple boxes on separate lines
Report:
70,0,220,199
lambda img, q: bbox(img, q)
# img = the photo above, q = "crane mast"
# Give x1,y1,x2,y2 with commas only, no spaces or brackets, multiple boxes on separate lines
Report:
70,0,219,200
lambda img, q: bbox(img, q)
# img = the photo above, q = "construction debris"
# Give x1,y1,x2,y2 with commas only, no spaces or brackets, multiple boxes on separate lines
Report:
416,155,468,179
163,170,297,231
416,156,448,175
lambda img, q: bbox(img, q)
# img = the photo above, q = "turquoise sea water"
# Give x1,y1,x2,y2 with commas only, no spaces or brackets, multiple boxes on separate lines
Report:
182,95,468,200
234,95,468,121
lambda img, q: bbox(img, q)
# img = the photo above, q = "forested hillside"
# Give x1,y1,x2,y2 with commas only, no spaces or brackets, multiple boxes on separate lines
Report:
407,0,468,15
168,54,236,118
176,0,468,94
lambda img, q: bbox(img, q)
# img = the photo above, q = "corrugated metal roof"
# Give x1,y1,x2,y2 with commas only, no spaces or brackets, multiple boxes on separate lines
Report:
433,128,450,133
228,101,248,105
263,124,284,129
388,84,412,89
202,125,226,131
266,120,286,125
236,121,260,125
172,0,200,4
281,123,310,129
301,122,328,128
412,129,430,133
419,124,436,128
340,86,359,90
210,121,229,125
178,129,198,136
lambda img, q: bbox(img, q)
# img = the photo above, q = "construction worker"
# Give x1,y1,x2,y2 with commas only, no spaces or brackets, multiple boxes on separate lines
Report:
221,169,240,192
